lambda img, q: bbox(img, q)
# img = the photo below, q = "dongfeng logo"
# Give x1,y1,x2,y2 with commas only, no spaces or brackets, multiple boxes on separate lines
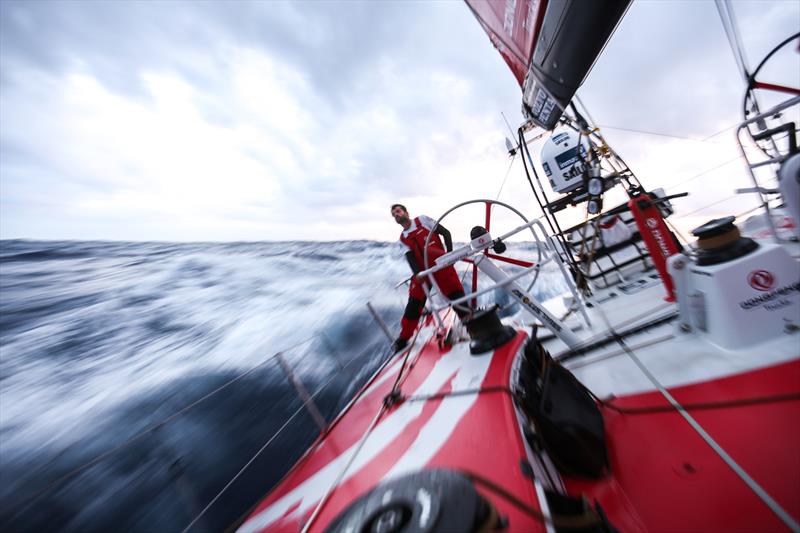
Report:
645,217,672,257
748,270,775,291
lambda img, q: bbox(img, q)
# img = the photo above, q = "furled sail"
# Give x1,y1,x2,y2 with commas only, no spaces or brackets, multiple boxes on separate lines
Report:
466,0,631,130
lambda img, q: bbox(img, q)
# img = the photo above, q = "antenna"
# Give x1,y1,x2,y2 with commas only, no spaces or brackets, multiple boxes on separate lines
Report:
505,137,517,157
501,111,521,156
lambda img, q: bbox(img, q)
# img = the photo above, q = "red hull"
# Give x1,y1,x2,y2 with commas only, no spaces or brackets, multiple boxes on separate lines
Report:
239,310,800,532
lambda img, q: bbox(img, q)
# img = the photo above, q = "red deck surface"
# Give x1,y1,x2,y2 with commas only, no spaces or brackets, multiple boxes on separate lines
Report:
240,328,547,532
241,318,800,533
565,358,800,533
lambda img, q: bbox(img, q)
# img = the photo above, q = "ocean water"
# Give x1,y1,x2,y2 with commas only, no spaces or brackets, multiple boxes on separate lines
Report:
0,239,566,532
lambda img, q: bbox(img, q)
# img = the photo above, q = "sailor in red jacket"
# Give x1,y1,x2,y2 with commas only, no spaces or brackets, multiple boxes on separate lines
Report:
390,204,468,352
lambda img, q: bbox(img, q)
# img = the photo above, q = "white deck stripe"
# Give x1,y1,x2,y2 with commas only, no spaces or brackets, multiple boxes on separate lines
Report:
239,342,492,532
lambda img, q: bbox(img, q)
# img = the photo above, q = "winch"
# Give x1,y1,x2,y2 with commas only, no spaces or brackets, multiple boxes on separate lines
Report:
668,216,800,349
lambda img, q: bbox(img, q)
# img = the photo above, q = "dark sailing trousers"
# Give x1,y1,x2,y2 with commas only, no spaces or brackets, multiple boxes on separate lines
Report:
399,266,467,341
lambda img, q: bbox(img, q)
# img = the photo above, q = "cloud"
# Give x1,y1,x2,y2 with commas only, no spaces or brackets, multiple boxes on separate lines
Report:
1,0,798,241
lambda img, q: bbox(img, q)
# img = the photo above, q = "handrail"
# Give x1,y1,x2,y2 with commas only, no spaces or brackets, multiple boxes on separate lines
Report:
734,95,800,244
737,95,800,127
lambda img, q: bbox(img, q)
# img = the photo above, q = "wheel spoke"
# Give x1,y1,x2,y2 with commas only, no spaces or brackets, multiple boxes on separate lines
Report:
422,199,544,314
485,253,535,268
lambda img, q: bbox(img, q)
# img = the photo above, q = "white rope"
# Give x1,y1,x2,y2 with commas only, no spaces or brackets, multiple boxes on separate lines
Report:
12,341,316,520
183,336,396,532
714,0,750,82
494,154,517,203
566,333,675,370
182,366,340,532
300,405,386,533
575,95,598,129
297,322,428,532
183,394,315,532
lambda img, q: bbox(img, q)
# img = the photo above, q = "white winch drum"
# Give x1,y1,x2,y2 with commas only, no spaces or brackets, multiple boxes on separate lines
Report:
540,129,591,194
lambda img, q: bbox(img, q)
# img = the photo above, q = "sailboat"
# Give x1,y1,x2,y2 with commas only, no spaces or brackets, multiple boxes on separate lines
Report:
235,1,800,531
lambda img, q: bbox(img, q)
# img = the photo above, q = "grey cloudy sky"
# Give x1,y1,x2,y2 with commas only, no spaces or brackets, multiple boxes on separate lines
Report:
1,0,798,242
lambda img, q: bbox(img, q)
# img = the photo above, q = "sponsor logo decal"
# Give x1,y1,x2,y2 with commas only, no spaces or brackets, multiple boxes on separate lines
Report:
552,132,570,144
645,217,673,258
739,281,800,310
511,289,562,332
748,270,775,291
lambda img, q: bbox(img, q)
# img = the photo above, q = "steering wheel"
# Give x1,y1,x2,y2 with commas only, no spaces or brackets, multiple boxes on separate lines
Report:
420,199,552,313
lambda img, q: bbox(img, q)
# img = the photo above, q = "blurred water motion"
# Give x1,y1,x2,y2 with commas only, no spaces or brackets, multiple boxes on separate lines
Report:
0,239,564,531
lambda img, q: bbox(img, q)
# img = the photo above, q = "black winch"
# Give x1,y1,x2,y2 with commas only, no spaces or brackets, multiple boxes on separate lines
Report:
465,306,517,355
691,216,758,266
323,469,497,533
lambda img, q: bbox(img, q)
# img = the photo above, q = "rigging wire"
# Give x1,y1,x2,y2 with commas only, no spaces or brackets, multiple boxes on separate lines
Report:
735,202,771,222
702,121,740,141
299,404,386,533
681,194,748,218
501,111,518,141
598,123,739,144
184,380,328,532
603,391,800,415
715,0,750,82
385,318,427,402
574,95,598,129
681,178,787,224
298,320,428,532
598,124,720,143
494,154,517,202
225,336,405,533
597,122,768,145
664,156,743,191
9,340,315,521
587,297,800,533
496,111,521,207
182,340,383,533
